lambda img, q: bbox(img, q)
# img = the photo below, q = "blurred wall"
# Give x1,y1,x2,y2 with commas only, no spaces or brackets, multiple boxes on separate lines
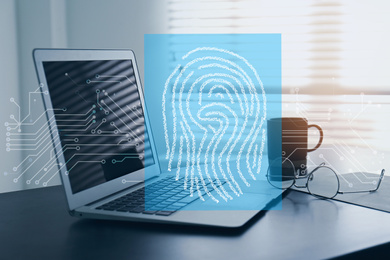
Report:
67,0,168,81
0,0,22,192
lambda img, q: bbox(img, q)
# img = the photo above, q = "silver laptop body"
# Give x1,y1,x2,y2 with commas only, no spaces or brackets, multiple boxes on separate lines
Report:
33,48,280,228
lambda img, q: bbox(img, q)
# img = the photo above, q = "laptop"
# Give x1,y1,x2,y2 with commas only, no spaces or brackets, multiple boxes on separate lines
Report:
33,48,281,228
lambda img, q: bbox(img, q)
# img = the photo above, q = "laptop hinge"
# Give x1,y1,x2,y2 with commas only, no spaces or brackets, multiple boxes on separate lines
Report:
85,181,145,207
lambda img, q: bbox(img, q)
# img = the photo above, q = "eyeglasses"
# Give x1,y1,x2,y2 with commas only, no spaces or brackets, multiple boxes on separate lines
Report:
267,157,385,199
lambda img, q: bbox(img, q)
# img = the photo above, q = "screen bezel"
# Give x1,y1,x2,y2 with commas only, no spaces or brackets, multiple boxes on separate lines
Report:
33,49,161,211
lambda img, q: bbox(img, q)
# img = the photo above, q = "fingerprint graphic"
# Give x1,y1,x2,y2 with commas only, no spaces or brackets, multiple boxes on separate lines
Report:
162,47,266,203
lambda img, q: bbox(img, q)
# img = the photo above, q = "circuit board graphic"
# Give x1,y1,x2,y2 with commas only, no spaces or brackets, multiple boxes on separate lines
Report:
4,60,153,192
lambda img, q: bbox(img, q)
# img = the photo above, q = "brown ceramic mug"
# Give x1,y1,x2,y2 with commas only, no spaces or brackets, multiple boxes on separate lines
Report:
267,117,323,178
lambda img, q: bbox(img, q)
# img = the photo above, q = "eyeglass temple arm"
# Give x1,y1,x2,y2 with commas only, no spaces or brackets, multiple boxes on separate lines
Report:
338,169,385,194
302,162,326,181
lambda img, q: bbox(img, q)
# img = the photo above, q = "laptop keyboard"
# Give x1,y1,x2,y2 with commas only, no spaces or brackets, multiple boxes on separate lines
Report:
95,176,225,216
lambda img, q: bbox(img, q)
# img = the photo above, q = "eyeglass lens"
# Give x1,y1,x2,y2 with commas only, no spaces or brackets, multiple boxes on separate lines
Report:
267,158,295,189
307,167,339,199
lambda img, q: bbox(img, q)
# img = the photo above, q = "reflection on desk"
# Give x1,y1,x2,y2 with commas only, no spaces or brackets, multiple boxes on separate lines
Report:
1,186,390,259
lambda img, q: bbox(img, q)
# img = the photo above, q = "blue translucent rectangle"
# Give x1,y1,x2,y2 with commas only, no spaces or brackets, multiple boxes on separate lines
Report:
145,34,282,211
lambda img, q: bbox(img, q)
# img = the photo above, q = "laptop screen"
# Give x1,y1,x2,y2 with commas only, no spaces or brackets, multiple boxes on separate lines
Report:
43,59,154,194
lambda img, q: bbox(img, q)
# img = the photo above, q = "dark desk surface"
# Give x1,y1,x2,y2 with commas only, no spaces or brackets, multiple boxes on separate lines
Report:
1,186,390,260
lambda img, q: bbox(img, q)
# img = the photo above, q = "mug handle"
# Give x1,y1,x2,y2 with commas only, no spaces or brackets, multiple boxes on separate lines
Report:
307,124,323,152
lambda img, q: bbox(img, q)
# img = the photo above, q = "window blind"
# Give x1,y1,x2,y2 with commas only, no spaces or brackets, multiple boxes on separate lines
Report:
167,0,390,94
